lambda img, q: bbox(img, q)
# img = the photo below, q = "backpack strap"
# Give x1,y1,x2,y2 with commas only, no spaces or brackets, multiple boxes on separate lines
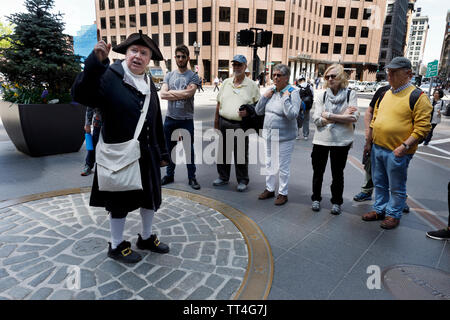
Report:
347,89,351,103
409,87,423,111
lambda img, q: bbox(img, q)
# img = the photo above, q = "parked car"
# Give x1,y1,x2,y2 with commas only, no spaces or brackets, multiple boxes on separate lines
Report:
364,82,377,92
419,83,433,93
355,81,368,92
348,80,358,90
375,81,389,91
149,66,164,91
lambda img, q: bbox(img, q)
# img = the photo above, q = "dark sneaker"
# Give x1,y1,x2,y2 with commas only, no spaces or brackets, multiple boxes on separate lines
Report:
312,201,320,212
136,234,170,254
107,241,142,263
380,216,400,230
81,165,92,176
426,228,450,241
330,204,342,215
274,194,288,205
161,175,174,185
188,178,201,190
258,189,275,200
353,192,372,202
403,203,410,213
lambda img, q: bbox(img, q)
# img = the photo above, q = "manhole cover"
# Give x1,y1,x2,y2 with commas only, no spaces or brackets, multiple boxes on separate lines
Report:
382,265,450,300
72,237,108,256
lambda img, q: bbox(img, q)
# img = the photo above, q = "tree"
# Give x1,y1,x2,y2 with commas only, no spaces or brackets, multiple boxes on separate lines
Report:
0,21,13,50
0,0,81,103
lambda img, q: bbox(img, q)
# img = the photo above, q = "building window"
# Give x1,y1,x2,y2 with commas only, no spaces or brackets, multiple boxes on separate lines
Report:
296,37,299,50
110,16,116,29
350,8,358,19
348,26,356,37
152,34,159,46
274,11,285,25
238,8,249,23
320,43,329,54
323,6,332,18
129,0,135,7
108,0,114,9
337,7,345,19
111,36,117,46
175,10,183,24
102,36,107,43
333,43,341,54
176,32,183,45
335,25,343,37
151,0,157,3
346,44,354,54
385,15,392,25
322,24,330,36
163,11,170,25
361,27,369,38
99,0,105,10
140,0,146,5
100,17,106,29
202,31,211,45
297,15,300,29
382,39,389,48
163,33,171,47
129,14,136,28
121,35,126,42
291,13,295,27
203,7,211,22
189,8,197,23
219,31,230,46
256,9,267,24
303,17,306,31
289,35,293,49
188,32,197,46
383,27,390,36
219,7,231,22
363,8,371,20
119,15,126,28
380,51,386,59
359,44,367,55
151,12,158,26
272,34,284,48
140,13,147,27
119,0,125,8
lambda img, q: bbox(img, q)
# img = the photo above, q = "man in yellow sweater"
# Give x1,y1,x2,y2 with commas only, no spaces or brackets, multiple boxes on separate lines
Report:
362,57,432,229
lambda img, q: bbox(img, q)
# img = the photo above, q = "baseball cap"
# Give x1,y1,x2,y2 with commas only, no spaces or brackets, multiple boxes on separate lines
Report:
385,57,412,70
298,75,306,81
231,55,247,64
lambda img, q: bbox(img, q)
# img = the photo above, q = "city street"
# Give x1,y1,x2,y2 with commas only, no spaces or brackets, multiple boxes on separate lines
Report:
0,87,449,300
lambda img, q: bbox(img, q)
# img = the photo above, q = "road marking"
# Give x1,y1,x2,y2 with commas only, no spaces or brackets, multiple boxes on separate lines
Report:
426,145,450,156
428,138,450,145
416,151,450,160
348,155,447,229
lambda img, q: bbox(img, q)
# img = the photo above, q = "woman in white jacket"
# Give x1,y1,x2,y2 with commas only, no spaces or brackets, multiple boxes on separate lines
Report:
311,64,359,215
423,89,445,145
255,64,301,205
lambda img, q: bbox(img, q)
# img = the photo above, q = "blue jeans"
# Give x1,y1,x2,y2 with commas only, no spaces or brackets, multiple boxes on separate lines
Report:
163,117,196,179
85,125,101,169
371,144,413,219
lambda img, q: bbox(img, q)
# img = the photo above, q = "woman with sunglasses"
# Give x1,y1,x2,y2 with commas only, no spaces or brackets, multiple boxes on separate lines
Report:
311,64,359,215
255,64,301,205
423,89,445,145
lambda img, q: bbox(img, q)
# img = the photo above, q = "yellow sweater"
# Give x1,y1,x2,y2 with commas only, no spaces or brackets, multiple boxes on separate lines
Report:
370,86,432,154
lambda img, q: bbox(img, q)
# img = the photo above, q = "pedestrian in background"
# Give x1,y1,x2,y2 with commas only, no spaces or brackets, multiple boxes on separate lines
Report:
423,89,445,145
160,44,201,190
362,57,432,229
255,64,300,205
213,55,260,192
311,64,359,215
213,77,220,92
296,75,314,141
72,32,170,263
81,106,102,176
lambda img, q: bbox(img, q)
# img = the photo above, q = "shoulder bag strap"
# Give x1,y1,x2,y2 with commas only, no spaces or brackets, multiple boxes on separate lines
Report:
133,93,151,140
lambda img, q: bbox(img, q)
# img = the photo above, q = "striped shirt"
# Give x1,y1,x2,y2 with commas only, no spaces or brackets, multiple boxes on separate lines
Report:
391,82,412,94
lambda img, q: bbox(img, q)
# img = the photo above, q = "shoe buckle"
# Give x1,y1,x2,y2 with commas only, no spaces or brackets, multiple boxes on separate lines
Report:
154,239,160,247
121,248,132,256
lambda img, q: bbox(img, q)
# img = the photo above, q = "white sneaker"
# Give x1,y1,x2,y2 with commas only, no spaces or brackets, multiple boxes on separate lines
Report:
296,135,301,140
312,201,320,212
304,136,308,141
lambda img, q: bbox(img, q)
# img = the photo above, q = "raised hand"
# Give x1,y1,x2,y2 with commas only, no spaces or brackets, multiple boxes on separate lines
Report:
94,40,111,63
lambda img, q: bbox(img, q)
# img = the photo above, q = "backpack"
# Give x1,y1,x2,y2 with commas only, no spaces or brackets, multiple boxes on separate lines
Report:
299,84,314,110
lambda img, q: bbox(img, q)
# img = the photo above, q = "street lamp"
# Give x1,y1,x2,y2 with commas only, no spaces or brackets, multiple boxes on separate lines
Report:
193,41,201,73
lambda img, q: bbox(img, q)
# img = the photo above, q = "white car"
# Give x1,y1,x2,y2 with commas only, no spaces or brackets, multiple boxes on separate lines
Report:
419,83,433,93
363,82,377,92
348,80,358,90
355,81,368,92
375,81,389,91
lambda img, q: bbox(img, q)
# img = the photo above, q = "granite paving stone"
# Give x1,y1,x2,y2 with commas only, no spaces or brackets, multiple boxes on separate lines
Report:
28,267,56,287
178,272,206,292
7,286,32,299
167,288,187,300
0,277,19,293
16,261,54,280
48,266,69,285
119,272,147,291
75,291,96,300
3,252,39,266
101,289,134,300
54,254,84,265
0,269,8,279
99,260,127,277
0,244,17,258
181,260,215,273
215,278,242,299
29,288,53,300
137,286,170,300
154,270,186,290
216,249,230,266
181,242,201,259
186,286,214,300
98,281,122,296
133,263,156,276
16,245,49,252
80,269,96,289
27,237,59,245
145,266,172,284
10,257,46,272
94,269,112,285
43,239,74,257
205,274,225,290
48,290,74,300
215,267,246,278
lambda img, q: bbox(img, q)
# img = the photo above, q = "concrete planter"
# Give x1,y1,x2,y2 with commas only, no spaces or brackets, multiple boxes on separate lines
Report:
0,100,86,157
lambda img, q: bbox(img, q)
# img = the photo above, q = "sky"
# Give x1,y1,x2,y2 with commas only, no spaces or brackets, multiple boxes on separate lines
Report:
0,0,448,65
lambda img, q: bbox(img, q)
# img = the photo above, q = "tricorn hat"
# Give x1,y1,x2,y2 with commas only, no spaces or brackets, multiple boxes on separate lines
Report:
113,30,164,61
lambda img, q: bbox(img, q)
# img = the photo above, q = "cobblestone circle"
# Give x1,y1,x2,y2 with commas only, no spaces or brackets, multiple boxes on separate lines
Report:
0,193,248,300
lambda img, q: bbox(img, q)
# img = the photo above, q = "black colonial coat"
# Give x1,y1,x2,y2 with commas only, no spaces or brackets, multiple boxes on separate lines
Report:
71,52,169,216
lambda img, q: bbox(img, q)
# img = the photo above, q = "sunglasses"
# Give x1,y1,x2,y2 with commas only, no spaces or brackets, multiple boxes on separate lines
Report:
175,55,187,59
324,74,337,80
232,63,243,67
272,73,285,78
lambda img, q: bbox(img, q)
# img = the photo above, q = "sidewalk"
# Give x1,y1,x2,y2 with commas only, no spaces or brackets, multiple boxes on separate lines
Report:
0,90,449,300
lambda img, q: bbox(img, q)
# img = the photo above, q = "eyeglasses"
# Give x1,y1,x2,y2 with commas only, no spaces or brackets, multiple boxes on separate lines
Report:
386,69,403,74
272,73,285,78
324,74,337,80
232,63,243,67
175,55,187,59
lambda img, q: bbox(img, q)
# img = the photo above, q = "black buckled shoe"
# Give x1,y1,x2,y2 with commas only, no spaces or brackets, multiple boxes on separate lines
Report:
188,178,201,190
161,175,174,185
107,240,142,264
136,234,170,254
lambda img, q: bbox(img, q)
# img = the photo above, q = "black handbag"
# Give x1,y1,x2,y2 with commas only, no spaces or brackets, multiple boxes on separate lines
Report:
240,103,264,132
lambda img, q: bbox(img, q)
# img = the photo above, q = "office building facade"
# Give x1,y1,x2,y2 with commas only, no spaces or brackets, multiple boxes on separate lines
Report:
96,0,385,83
405,8,429,74
439,10,450,82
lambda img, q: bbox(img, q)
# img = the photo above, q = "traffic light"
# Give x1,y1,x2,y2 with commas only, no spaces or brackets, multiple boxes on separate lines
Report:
256,31,272,47
236,29,254,46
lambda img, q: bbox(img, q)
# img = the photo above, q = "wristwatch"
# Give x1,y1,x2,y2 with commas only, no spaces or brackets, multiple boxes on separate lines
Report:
402,143,410,150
